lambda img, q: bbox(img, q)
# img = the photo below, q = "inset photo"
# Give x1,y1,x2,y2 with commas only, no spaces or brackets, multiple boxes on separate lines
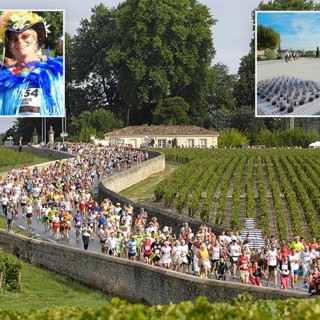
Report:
256,11,320,117
0,10,64,117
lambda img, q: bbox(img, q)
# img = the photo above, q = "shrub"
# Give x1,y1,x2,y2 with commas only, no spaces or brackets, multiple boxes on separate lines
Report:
0,254,22,292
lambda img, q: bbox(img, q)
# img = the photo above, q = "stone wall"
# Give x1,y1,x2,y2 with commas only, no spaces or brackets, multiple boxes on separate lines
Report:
0,146,75,178
6,146,75,160
0,230,309,304
98,150,224,236
0,147,310,304
98,186,224,237
101,150,165,193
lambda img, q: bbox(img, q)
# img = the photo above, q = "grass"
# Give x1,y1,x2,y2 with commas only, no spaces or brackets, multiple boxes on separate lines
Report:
0,160,180,311
0,154,53,173
0,217,111,310
120,161,181,201
0,249,112,310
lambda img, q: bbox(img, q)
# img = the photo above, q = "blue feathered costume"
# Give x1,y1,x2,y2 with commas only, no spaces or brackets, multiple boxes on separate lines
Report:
0,57,64,116
0,10,64,117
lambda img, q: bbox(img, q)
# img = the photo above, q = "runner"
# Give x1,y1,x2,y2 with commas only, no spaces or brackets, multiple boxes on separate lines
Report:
63,210,73,240
142,235,152,264
52,212,61,242
249,261,267,286
279,255,291,290
288,248,301,291
106,232,117,256
126,234,137,261
161,241,172,270
266,245,280,288
25,202,34,230
197,242,210,278
151,237,162,266
228,239,241,278
81,222,92,250
238,250,251,284
172,240,182,272
73,210,83,241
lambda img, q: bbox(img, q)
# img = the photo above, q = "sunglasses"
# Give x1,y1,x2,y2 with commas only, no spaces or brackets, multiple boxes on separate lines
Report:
9,33,34,44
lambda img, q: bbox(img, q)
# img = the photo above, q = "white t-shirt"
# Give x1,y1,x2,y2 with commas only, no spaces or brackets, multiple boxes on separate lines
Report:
267,249,278,266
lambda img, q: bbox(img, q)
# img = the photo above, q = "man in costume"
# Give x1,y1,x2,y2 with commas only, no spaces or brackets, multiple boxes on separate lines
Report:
0,10,64,116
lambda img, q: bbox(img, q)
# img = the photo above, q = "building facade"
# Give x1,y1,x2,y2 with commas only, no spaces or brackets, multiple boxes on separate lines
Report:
104,125,219,148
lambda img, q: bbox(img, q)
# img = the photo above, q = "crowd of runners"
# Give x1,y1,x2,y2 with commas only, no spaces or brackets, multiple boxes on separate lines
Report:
0,142,319,293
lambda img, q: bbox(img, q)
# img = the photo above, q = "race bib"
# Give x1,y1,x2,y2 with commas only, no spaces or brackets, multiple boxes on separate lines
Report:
155,249,160,254
242,263,248,268
304,257,310,263
145,246,150,250
20,88,42,113
282,264,288,270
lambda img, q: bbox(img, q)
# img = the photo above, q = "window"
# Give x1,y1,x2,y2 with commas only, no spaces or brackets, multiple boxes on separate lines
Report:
187,139,194,147
200,139,207,147
157,139,167,148
116,139,124,145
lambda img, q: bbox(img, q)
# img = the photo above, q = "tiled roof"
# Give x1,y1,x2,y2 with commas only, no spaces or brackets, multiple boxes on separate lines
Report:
106,125,219,137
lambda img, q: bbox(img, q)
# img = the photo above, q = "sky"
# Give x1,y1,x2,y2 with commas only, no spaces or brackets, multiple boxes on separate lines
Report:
0,0,259,134
257,11,320,51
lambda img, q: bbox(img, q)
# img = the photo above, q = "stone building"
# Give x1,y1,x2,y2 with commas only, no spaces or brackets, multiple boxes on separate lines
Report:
104,125,219,148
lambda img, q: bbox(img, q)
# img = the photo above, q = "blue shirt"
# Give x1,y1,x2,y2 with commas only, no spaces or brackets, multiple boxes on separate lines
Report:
127,240,137,254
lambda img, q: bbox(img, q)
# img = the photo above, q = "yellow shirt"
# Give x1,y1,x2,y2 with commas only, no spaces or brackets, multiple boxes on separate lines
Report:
289,241,304,251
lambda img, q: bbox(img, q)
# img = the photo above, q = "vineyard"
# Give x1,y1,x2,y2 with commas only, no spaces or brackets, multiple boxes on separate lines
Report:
154,148,320,241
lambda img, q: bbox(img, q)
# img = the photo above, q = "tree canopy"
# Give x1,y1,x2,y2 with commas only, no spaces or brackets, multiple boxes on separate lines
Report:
257,25,280,50
68,0,216,125
152,96,190,125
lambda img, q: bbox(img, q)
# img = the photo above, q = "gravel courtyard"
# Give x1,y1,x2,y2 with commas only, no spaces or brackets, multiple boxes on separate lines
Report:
256,58,320,116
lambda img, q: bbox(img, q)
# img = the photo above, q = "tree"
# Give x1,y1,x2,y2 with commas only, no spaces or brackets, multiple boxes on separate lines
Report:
69,4,124,119
79,126,96,143
255,0,320,11
72,0,216,126
208,107,233,131
257,25,280,51
35,11,63,55
208,63,236,112
152,97,190,125
69,108,124,138
317,46,319,58
218,129,249,148
234,52,255,108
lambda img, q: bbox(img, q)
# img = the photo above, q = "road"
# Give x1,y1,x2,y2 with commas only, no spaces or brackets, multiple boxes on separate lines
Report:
8,211,311,295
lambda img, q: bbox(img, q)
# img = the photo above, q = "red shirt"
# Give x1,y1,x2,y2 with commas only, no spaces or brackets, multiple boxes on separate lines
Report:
309,243,319,250
238,256,250,271
143,240,152,255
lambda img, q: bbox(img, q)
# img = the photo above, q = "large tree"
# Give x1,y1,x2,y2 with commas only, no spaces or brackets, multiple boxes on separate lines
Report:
69,4,124,119
71,0,216,126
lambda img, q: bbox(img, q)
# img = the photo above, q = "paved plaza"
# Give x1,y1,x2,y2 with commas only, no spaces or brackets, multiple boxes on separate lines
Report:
256,58,320,116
